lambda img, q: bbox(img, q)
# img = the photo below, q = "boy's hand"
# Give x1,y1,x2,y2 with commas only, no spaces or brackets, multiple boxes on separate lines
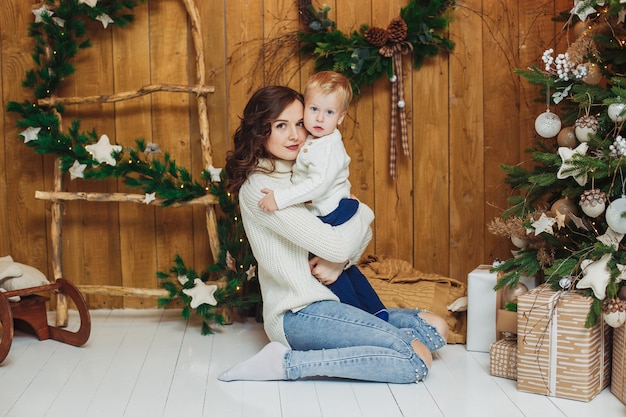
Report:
309,256,344,285
258,188,278,212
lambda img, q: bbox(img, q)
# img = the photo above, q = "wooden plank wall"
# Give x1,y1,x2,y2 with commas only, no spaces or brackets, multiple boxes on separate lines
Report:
0,0,571,308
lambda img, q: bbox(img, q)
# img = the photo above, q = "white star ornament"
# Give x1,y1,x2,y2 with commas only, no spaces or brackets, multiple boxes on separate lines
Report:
143,193,156,204
246,265,256,281
96,14,114,29
557,143,588,186
182,278,218,308
571,1,596,21
597,228,624,250
20,126,41,143
85,134,122,166
69,160,87,180
33,5,53,23
177,274,189,285
208,165,222,182
531,213,556,236
577,253,612,300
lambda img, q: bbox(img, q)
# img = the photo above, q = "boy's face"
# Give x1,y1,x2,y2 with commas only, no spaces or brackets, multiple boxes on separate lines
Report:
303,91,346,138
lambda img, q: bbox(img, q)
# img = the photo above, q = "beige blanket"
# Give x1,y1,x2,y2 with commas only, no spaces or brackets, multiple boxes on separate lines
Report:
358,256,467,344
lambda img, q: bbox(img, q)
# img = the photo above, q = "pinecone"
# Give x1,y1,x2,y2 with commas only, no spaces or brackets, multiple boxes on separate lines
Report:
575,114,599,130
387,17,408,42
364,26,388,47
379,44,395,58
580,189,606,207
603,297,625,313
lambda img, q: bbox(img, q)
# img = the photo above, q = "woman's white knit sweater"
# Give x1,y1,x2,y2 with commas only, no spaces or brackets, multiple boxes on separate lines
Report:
238,159,375,346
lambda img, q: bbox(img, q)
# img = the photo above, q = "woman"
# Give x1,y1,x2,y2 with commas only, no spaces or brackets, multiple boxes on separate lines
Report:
219,86,448,383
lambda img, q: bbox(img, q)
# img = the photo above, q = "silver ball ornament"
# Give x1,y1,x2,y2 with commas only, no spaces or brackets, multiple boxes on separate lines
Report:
559,276,573,290
397,100,405,109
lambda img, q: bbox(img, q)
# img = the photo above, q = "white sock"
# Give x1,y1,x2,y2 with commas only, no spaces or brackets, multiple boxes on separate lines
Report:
218,341,288,381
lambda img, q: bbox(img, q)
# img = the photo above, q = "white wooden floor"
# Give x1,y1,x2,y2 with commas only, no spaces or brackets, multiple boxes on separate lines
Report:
1,308,624,417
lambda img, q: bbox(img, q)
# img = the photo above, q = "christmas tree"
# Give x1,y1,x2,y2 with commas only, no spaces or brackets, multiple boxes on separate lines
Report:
490,1,626,327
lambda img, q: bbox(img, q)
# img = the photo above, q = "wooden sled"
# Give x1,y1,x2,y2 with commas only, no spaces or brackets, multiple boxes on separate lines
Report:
0,279,91,364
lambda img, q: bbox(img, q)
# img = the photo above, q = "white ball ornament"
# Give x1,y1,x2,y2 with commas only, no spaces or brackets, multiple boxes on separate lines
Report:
603,309,626,328
535,110,561,138
510,236,528,249
397,100,405,109
579,189,607,218
603,298,626,328
608,102,626,123
605,197,626,234
581,201,605,218
574,115,599,142
390,75,397,83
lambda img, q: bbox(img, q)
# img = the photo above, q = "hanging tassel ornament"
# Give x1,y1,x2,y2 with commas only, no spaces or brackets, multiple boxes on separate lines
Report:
371,17,413,178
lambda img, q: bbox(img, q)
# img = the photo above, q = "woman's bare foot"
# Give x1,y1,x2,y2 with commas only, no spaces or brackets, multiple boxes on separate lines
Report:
411,339,433,369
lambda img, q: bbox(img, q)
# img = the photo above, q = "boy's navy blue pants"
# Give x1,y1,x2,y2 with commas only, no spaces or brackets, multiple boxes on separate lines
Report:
318,198,389,321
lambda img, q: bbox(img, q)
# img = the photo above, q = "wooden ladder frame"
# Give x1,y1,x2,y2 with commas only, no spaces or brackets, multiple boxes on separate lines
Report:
0,0,220,364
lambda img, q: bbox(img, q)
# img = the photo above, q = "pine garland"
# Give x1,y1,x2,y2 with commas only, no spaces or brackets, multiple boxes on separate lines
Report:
158,172,260,335
298,0,455,95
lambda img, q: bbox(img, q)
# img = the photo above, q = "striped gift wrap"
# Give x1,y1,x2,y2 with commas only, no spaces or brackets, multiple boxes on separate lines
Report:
611,323,626,405
516,285,612,402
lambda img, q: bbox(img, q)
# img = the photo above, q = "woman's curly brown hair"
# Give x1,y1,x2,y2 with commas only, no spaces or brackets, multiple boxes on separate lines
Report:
225,86,304,193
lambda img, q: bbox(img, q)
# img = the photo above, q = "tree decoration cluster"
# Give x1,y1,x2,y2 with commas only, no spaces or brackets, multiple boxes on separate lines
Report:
7,0,259,332
489,1,626,327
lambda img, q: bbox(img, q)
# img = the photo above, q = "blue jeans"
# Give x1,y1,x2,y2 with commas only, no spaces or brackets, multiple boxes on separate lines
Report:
282,301,446,383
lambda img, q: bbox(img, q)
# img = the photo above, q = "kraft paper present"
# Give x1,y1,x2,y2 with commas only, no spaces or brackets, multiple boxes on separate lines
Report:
516,285,611,402
611,323,626,405
489,338,517,380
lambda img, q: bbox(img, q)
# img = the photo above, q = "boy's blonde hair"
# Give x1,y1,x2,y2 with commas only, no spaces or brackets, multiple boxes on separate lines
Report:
304,71,353,113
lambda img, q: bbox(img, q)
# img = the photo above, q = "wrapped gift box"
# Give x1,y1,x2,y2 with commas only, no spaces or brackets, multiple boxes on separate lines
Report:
467,265,497,352
516,285,611,402
611,323,626,405
489,338,517,380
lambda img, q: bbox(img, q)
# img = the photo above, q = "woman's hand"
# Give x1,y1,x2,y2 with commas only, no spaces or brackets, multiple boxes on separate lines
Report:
309,256,345,285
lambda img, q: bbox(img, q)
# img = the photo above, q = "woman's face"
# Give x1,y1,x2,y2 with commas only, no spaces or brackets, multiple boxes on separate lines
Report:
265,100,307,161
